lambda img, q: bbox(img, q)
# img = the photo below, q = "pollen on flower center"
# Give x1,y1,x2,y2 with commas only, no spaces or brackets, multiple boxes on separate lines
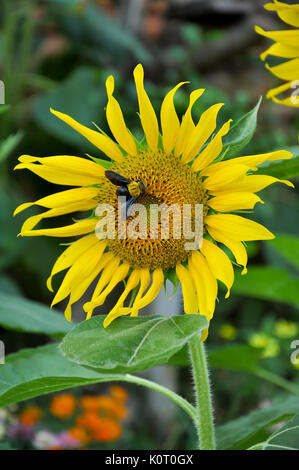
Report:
96,149,209,270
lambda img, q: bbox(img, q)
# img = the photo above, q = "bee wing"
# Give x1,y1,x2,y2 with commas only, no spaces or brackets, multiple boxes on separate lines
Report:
105,170,131,186
124,197,137,220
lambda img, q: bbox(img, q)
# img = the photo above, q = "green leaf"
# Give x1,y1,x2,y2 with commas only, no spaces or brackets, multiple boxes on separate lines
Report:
216,395,299,450
209,344,262,373
33,67,106,151
0,441,16,450
221,97,262,158
0,276,22,296
0,131,23,164
0,292,72,337
0,344,123,407
60,314,208,373
256,145,299,179
268,233,299,271
233,266,299,308
252,414,299,450
169,344,262,373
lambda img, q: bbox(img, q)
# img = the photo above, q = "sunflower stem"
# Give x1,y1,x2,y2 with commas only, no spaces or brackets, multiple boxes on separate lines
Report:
188,335,215,450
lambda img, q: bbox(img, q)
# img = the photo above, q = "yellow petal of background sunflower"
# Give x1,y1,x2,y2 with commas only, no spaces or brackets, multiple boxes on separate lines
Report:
50,109,123,161
265,58,299,81
264,1,299,28
255,26,299,48
206,214,275,241
105,75,137,156
133,64,159,151
160,81,188,155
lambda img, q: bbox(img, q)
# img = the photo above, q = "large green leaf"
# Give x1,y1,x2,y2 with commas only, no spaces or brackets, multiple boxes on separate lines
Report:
216,396,299,450
232,266,299,308
60,314,208,373
250,414,299,450
256,145,299,179
0,344,122,407
268,234,299,271
221,97,261,158
0,292,72,337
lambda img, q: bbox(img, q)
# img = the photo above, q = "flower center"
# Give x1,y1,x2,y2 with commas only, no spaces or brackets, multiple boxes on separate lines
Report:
96,149,208,270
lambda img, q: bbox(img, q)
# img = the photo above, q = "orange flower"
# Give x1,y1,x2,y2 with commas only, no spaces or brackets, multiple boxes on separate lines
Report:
97,395,128,420
68,426,90,445
19,406,42,426
76,412,103,433
50,394,76,419
93,418,122,442
80,395,101,413
109,385,128,403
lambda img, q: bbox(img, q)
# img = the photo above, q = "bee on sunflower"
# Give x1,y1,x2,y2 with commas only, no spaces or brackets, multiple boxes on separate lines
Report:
14,64,293,339
256,1,299,107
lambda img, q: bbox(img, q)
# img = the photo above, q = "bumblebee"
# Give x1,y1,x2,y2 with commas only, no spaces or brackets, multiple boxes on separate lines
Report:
105,170,146,220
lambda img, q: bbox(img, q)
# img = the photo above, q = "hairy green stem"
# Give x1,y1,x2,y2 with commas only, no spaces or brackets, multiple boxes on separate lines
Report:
112,374,197,423
189,335,215,450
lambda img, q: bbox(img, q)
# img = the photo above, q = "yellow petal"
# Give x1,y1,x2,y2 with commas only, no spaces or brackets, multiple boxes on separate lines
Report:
213,174,294,193
203,164,251,193
160,82,188,155
206,214,275,241
103,270,141,327
47,234,99,292
189,251,217,318
192,119,232,172
14,155,105,186
174,88,205,157
260,42,299,61
19,218,97,238
200,239,234,298
267,81,299,108
188,260,209,318
133,64,159,151
50,109,123,161
265,58,299,81
208,226,248,274
175,263,198,314
200,150,292,177
84,254,119,319
255,26,299,48
133,268,164,311
130,268,151,317
52,240,106,308
14,187,99,216
264,1,299,28
19,200,97,233
85,262,130,310
64,253,107,322
181,103,224,164
105,75,137,156
208,191,263,212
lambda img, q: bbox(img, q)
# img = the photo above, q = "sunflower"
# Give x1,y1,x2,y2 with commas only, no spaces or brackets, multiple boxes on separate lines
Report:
14,64,293,339
256,1,299,107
